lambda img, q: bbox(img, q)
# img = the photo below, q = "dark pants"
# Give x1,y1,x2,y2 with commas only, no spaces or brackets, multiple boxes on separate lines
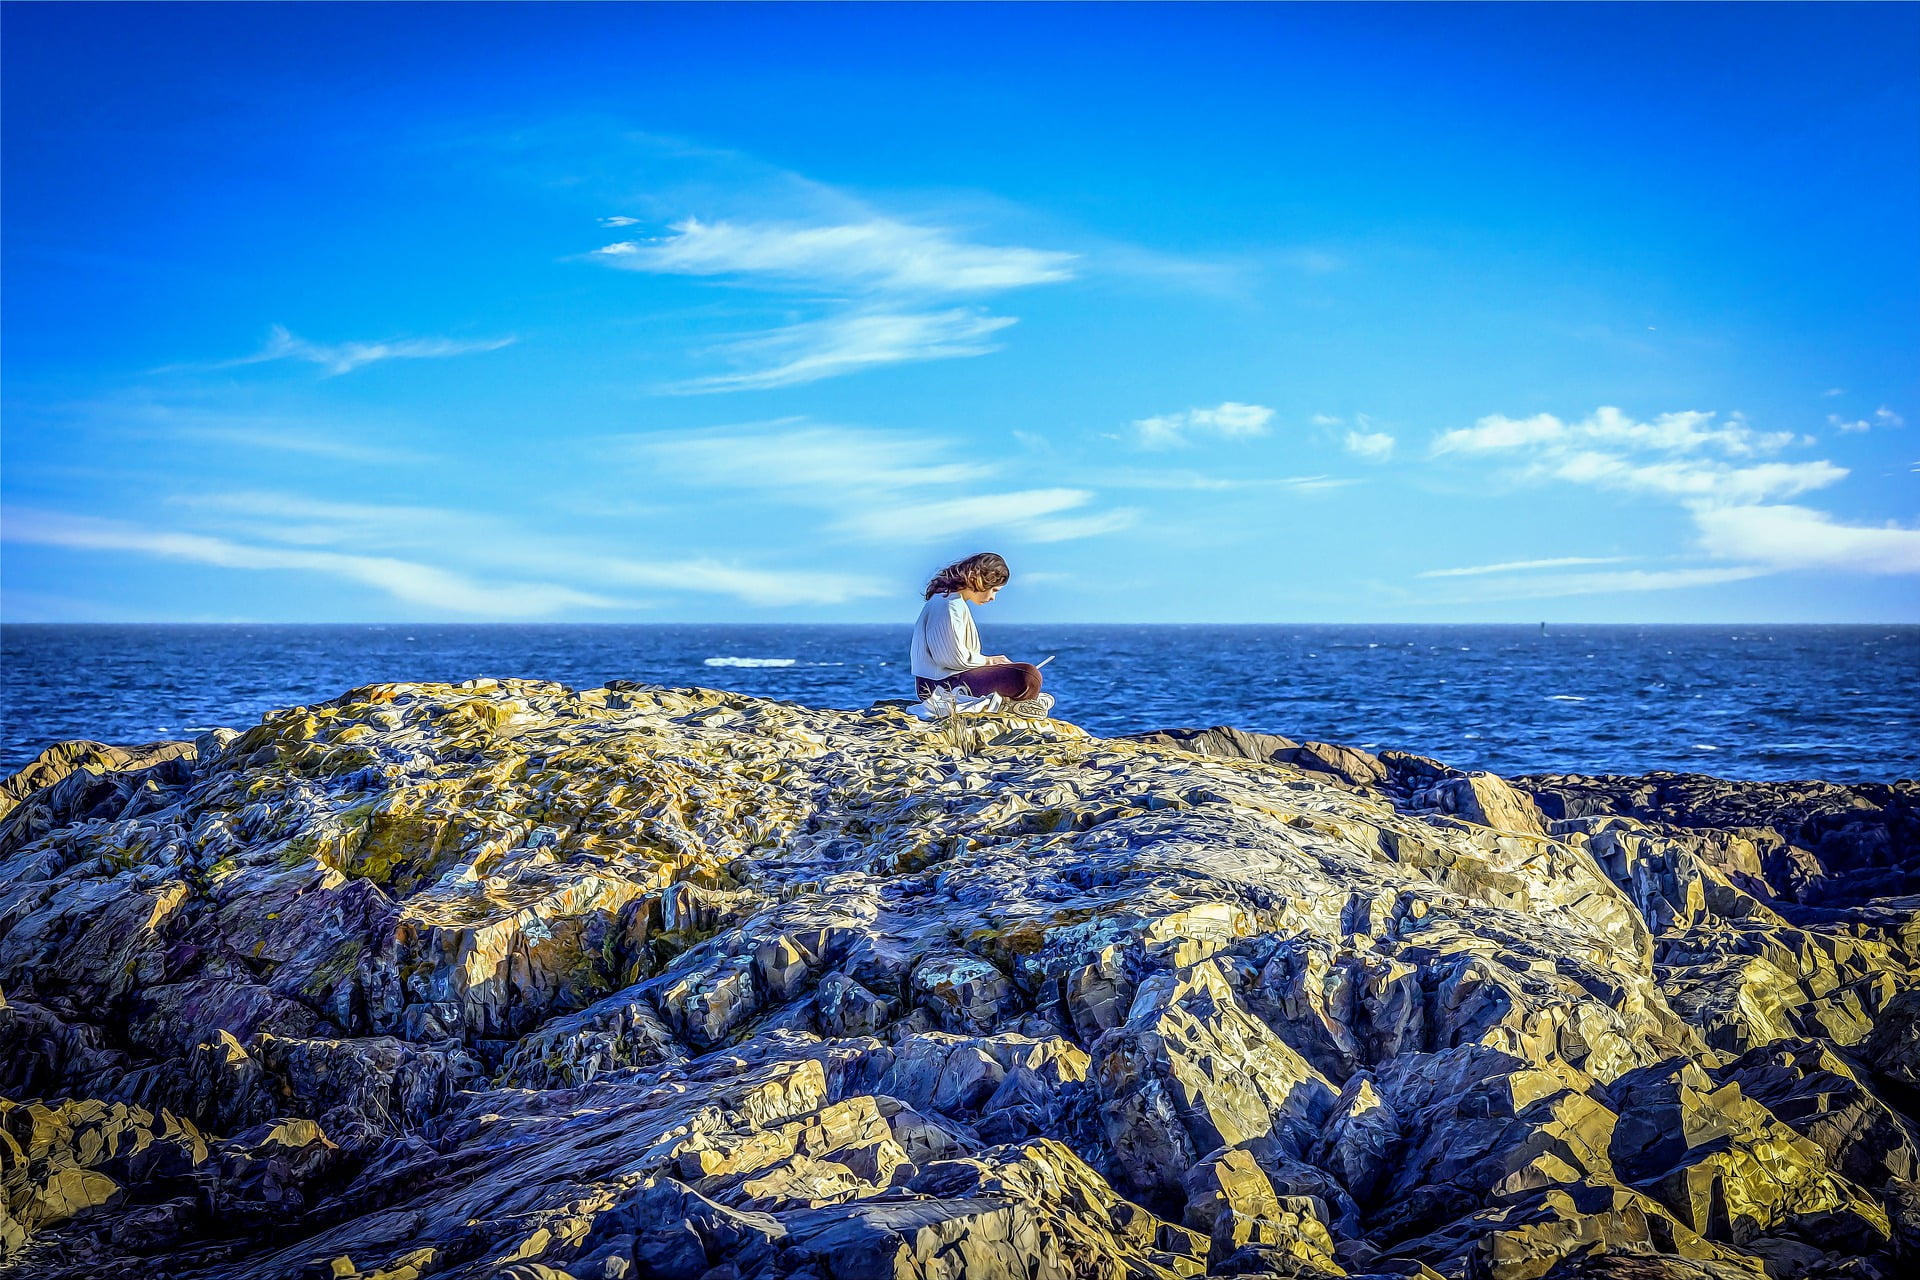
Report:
916,663,1043,702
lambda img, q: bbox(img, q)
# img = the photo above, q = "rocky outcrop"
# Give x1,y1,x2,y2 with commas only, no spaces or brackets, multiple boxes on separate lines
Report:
1518,772,1919,909
0,684,1914,1279
0,740,196,824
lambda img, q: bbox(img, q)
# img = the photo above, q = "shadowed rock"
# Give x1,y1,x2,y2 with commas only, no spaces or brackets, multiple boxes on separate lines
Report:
0,680,1912,1278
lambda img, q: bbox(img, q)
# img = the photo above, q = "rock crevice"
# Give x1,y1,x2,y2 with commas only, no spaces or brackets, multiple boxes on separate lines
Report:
1,685,1914,1279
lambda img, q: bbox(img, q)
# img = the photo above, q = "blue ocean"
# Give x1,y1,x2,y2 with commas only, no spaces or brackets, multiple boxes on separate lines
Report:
2,624,1915,782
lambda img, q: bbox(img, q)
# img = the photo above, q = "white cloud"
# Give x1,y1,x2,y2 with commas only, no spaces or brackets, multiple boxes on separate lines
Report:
1310,414,1343,427
1283,475,1363,493
1093,468,1355,493
10,497,890,612
581,556,886,606
599,215,640,227
842,488,1086,539
1091,241,1250,295
626,422,994,492
587,198,1080,391
173,492,447,524
3,508,617,617
168,491,461,550
79,398,430,464
222,325,516,376
668,307,1016,392
1418,555,1635,579
595,216,1076,294
1345,430,1396,460
1134,401,1274,449
1427,566,1771,602
1823,387,1847,397
1418,402,1912,594
1428,564,1766,606
1017,509,1141,542
1812,403,1901,433
837,488,1135,545
1595,408,1794,455
1432,412,1566,454
1435,407,1793,458
178,422,425,464
1433,406,1843,507
620,420,1131,547
1540,451,1846,504
1693,505,1920,575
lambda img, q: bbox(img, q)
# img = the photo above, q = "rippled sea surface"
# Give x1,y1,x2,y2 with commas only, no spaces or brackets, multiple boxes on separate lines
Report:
3,624,1916,781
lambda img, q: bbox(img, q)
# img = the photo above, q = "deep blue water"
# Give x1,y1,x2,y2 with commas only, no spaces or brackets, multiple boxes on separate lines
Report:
2,624,1915,782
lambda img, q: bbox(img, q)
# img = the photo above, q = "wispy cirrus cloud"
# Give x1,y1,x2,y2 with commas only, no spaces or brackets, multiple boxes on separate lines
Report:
172,491,448,523
1418,555,1635,579
569,554,886,606
596,216,1076,294
593,206,1076,391
1424,565,1771,602
625,421,993,491
1092,468,1355,493
167,490,462,551
201,488,889,605
619,420,1132,546
3,507,617,616
1133,401,1274,449
68,397,432,463
837,488,1137,545
180,424,425,464
202,325,517,376
17,490,890,612
667,307,1017,392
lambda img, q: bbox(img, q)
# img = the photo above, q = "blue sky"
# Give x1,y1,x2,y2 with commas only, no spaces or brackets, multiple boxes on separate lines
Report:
3,2,1916,623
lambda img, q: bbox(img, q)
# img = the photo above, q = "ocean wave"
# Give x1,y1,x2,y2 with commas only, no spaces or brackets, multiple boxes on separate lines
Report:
704,657,797,668
1548,695,1587,702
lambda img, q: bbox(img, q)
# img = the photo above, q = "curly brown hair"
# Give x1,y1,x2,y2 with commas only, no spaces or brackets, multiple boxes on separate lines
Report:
923,552,1010,600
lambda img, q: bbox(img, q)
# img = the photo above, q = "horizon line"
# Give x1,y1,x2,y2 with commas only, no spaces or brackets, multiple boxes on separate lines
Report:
5,619,1917,629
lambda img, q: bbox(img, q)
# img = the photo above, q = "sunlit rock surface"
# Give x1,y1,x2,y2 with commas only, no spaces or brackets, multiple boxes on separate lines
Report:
1,680,1915,1279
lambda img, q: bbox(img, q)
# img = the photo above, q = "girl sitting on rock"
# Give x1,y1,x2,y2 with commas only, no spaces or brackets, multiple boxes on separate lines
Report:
910,551,1051,716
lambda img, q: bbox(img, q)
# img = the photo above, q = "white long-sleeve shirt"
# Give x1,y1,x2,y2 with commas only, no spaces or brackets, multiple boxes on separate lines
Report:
909,593,993,679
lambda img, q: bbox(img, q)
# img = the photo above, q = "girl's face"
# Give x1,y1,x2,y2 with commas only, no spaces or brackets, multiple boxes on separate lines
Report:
959,583,1002,605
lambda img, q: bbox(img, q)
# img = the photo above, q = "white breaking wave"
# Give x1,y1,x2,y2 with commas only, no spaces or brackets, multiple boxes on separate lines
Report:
1548,695,1588,702
704,657,797,668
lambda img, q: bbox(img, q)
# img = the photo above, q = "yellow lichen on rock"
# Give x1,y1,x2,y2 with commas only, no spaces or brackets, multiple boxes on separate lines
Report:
0,680,1913,1278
